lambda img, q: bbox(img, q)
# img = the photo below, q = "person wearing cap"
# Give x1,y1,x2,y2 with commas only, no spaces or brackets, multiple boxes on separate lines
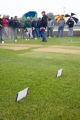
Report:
40,11,48,42
0,15,3,41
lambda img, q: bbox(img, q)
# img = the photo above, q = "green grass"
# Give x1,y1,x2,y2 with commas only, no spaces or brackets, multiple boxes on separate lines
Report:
1,36,80,46
0,37,80,120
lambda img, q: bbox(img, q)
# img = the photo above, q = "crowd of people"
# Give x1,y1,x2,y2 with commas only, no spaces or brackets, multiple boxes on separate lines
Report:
0,11,75,42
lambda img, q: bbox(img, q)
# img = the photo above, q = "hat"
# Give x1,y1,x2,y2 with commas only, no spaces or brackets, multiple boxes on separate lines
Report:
41,11,45,14
27,17,30,20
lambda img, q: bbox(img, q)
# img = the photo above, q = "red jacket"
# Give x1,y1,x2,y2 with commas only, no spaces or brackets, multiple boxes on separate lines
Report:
2,18,9,27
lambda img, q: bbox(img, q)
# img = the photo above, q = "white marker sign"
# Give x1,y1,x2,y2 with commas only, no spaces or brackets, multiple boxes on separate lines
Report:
2,41,4,44
16,88,29,102
56,69,63,77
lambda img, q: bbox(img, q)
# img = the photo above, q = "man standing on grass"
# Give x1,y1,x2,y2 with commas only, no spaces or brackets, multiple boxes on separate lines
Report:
32,18,37,39
67,18,74,37
6,15,11,40
47,18,54,38
2,15,9,40
0,15,3,41
40,11,48,42
13,16,20,40
57,16,65,37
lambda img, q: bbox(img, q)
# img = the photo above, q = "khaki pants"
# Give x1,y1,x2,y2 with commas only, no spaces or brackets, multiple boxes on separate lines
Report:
27,28,33,38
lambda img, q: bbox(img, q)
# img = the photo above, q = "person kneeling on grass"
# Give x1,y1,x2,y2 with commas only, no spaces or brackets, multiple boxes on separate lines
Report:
24,17,33,39
24,28,30,40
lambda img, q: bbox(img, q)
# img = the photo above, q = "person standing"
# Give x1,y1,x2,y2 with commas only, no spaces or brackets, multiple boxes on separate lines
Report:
47,18,54,38
37,18,41,38
32,18,37,39
0,15,3,41
40,11,48,42
8,17,15,40
67,18,74,37
57,16,65,37
13,16,20,40
19,18,25,39
6,15,11,40
2,15,9,40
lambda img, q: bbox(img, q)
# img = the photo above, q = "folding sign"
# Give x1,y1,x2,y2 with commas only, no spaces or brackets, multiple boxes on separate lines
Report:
16,88,29,102
56,69,63,77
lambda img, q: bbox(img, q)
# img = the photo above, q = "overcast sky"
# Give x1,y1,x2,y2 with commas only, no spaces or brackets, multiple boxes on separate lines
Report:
0,0,80,19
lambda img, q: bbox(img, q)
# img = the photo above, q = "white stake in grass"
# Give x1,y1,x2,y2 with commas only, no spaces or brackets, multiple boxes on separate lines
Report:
56,68,63,77
16,88,29,102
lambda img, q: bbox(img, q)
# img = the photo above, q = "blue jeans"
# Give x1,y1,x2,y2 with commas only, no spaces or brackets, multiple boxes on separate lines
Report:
47,27,53,37
57,26,64,37
35,28,40,38
0,30,2,40
32,29,36,38
68,27,73,37
32,28,40,38
41,29,46,41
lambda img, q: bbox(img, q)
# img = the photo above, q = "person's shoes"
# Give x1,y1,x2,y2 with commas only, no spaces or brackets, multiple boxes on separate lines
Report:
42,40,47,42
15,40,17,42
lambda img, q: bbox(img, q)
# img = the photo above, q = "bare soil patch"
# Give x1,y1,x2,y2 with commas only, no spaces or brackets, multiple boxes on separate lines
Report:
0,43,42,50
33,45,80,54
0,43,80,54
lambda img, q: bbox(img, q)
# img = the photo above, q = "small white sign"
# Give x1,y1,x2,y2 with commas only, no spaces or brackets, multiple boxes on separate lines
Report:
56,69,63,77
16,88,29,102
2,41,4,44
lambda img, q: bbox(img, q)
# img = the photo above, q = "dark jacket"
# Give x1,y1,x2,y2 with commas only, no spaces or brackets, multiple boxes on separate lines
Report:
37,20,41,28
24,20,32,28
13,20,20,28
19,20,25,28
0,18,3,30
32,20,37,28
67,19,74,28
41,15,48,28
9,20,15,28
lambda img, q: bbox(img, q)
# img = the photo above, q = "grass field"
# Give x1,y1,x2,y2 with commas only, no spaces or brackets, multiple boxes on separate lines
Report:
0,37,80,120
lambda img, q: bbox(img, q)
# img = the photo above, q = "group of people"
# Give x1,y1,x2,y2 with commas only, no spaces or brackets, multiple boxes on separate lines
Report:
0,11,75,42
57,16,74,37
